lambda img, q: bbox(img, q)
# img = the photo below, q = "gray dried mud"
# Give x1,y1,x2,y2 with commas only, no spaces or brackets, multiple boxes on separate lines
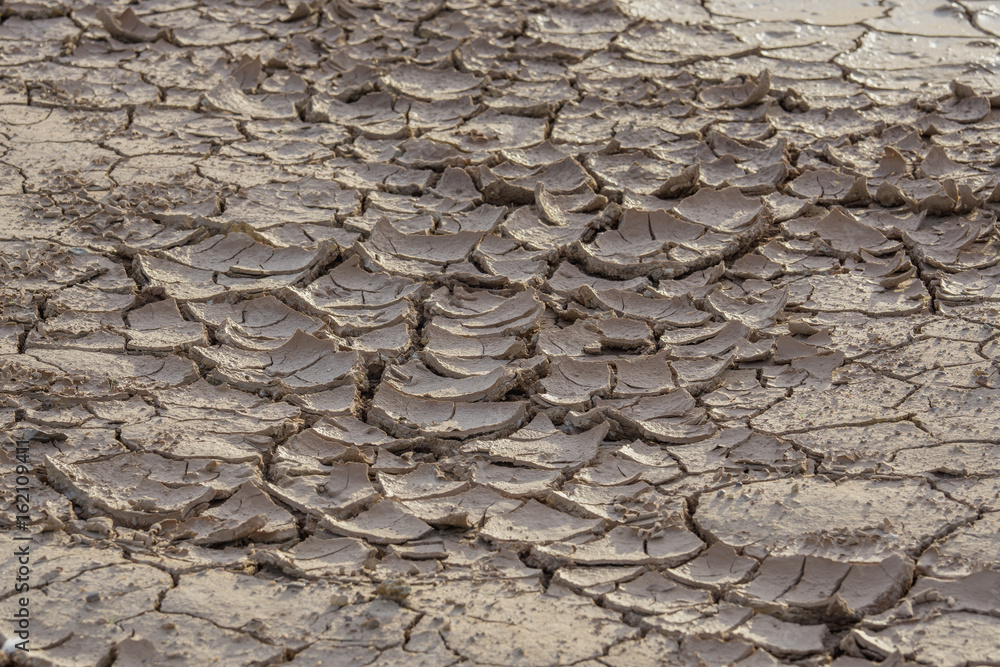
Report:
2,0,1000,665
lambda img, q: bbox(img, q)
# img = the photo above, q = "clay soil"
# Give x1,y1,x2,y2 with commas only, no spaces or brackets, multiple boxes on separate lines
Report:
2,0,1000,665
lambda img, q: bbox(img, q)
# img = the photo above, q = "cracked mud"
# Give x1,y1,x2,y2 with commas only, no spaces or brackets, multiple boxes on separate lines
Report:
2,0,1000,665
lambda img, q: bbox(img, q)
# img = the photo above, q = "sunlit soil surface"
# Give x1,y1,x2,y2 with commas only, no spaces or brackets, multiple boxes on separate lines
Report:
1,0,1000,664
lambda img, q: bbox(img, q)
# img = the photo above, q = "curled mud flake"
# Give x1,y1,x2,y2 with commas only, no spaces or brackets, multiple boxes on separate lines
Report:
640,607,757,650
96,8,169,43
384,358,521,403
400,486,521,528
481,498,603,545
581,287,713,333
572,208,688,280
536,356,613,409
428,287,545,338
671,353,736,391
787,169,872,206
729,553,914,623
25,311,126,354
700,70,772,109
281,259,420,337
936,267,1000,302
359,218,483,267
597,390,717,444
942,95,992,124
199,482,296,543
118,416,290,465
472,463,561,499
552,565,646,595
501,205,607,254
267,462,379,519
160,232,330,277
732,613,828,659
202,78,299,121
369,383,527,440
462,412,608,470
348,321,414,364
706,287,788,330
253,536,375,579
515,157,597,197
613,351,677,398
187,296,326,348
666,321,751,359
271,426,375,479
667,543,758,590
173,509,267,546
702,370,785,421
915,146,978,181
427,110,548,153
383,64,484,101
45,453,216,528
193,330,364,397
550,479,656,521
546,262,651,300
603,571,714,617
536,522,704,568
585,151,700,198
423,324,526,361
808,208,902,258
125,298,208,352
379,463,469,502
900,214,997,272
319,499,432,545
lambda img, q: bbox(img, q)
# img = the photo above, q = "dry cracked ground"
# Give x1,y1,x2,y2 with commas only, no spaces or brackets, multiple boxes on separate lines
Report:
1,0,1000,665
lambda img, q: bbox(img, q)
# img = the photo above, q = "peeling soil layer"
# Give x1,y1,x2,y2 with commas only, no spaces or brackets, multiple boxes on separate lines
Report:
2,0,1000,665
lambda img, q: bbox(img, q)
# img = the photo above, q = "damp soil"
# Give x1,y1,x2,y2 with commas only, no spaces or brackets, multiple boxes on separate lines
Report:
2,0,1000,665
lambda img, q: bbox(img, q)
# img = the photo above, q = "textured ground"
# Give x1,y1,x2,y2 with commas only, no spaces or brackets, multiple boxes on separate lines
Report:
1,0,1000,665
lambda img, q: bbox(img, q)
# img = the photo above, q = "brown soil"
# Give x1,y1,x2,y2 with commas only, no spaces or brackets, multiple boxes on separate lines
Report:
1,0,1000,665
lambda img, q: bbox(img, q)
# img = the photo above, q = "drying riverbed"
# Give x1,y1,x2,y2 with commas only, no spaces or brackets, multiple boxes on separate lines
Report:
1,0,1000,664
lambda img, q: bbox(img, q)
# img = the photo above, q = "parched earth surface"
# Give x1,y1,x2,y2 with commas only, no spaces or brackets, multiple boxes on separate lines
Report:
2,0,1000,665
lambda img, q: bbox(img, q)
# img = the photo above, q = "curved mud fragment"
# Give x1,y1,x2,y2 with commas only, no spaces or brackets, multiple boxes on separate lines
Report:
463,413,608,470
194,330,364,397
482,499,603,545
598,390,717,444
369,383,528,440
